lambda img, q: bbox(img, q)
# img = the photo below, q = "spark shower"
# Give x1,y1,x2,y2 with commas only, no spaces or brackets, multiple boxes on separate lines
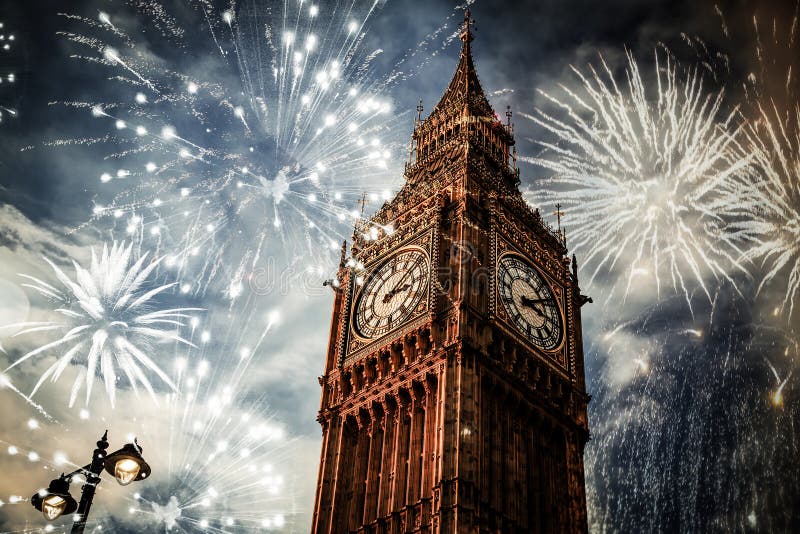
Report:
0,0,798,532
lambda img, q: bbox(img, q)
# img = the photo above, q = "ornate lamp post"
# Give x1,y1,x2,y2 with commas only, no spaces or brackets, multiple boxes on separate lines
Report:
30,431,151,533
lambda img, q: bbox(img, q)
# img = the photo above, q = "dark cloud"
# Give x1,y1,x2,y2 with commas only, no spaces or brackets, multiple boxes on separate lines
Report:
1,0,798,532
0,227,20,250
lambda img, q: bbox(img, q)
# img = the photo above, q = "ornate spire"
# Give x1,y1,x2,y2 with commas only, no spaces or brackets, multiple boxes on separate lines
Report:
461,8,475,43
430,9,493,118
407,9,516,179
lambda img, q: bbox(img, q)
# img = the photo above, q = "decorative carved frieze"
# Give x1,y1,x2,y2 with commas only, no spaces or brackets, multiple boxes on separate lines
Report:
312,10,589,534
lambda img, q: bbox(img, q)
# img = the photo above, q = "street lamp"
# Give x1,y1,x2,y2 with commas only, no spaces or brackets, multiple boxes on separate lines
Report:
30,431,151,533
104,442,151,485
30,475,78,520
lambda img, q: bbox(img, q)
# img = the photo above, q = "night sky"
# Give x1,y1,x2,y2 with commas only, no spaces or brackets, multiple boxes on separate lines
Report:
0,0,798,532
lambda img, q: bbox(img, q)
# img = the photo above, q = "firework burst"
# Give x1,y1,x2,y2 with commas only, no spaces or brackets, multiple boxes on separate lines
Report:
723,104,800,321
709,5,800,323
132,396,294,532
586,310,800,532
2,302,305,532
107,309,304,532
2,241,201,407
524,49,752,312
51,1,413,298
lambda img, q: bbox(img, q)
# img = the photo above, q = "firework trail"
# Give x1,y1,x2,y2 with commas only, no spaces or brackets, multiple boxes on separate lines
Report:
2,241,201,408
1,273,305,532
49,0,448,299
0,373,57,421
0,19,18,124
120,310,297,532
131,396,295,532
738,2,799,106
523,49,752,313
582,290,800,532
710,5,800,323
722,105,800,321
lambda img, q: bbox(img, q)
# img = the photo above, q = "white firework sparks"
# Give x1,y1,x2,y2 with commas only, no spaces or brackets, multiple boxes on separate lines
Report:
51,0,421,297
1,308,300,532
725,104,800,320
3,241,201,407
525,49,752,311
713,7,800,322
120,312,298,532
0,19,19,124
585,310,800,532
132,397,293,532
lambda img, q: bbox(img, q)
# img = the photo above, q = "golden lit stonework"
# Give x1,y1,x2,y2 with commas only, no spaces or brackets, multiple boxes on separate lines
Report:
311,10,590,533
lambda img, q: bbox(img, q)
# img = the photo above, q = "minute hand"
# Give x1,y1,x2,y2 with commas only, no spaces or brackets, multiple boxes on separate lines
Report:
520,296,554,307
383,268,415,303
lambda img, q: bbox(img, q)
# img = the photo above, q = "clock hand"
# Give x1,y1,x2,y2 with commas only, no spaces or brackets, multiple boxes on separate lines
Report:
520,296,553,307
382,282,411,303
383,267,416,303
519,295,551,317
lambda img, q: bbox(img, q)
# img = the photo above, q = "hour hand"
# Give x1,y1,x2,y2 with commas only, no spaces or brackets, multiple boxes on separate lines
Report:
520,295,551,316
382,283,411,303
520,296,552,307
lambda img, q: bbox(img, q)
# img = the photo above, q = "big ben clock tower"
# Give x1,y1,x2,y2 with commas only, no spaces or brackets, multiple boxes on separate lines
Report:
311,11,590,534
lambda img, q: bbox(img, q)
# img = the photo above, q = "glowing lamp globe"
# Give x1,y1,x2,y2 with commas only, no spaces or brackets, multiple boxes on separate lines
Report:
114,458,140,485
42,495,67,520
103,442,151,486
30,476,77,521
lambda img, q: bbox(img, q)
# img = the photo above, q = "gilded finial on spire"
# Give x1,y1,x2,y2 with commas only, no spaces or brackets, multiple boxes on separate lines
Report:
351,192,368,245
553,203,566,244
461,9,475,43
553,203,564,232
416,99,423,123
358,192,368,218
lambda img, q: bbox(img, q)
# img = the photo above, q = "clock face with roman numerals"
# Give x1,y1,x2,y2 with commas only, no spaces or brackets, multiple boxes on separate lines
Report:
497,255,563,350
354,248,430,339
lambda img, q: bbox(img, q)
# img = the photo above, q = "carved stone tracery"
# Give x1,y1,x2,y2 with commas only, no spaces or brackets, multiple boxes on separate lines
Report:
311,11,589,534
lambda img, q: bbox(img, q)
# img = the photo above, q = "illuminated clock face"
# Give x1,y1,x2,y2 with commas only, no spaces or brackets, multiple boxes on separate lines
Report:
497,255,563,350
354,248,430,339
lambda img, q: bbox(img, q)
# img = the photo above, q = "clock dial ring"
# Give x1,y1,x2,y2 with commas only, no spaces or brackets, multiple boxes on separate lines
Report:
497,254,563,350
353,247,430,340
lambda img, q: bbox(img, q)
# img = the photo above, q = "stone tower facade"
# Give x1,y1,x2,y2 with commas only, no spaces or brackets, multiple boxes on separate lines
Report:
311,11,590,534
